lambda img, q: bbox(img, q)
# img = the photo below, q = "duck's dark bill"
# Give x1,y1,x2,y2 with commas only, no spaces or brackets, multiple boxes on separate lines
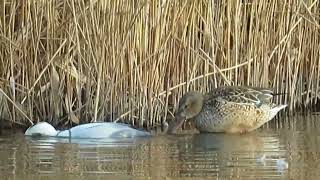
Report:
167,115,186,134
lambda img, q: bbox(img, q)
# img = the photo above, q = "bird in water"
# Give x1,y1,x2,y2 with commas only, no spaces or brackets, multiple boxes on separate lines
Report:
25,122,151,138
167,86,287,134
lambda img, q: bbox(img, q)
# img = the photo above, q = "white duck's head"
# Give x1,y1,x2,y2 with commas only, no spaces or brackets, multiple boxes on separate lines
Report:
25,122,58,136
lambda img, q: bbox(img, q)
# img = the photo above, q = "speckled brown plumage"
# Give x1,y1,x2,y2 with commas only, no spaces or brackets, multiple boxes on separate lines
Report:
170,86,287,134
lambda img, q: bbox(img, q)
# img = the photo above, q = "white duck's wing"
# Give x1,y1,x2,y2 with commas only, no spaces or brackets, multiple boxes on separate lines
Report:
56,122,151,138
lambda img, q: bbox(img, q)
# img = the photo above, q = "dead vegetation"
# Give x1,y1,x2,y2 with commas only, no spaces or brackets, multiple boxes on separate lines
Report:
0,0,319,129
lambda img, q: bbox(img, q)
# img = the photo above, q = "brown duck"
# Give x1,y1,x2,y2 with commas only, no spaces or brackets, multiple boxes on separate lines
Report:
167,86,287,134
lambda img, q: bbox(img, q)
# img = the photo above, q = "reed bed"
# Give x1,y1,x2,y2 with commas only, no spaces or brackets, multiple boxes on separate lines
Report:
0,0,320,129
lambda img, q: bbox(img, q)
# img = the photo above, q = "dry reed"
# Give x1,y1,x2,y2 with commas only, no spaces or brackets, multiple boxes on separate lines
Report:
0,0,320,129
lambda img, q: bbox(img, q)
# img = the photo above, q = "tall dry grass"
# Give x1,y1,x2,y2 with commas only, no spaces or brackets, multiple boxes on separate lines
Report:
0,0,320,129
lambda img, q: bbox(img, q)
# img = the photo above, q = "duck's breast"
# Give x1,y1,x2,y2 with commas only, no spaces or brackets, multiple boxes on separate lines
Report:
195,104,227,132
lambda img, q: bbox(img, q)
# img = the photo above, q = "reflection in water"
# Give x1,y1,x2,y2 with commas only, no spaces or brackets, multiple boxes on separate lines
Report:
170,132,287,178
1,115,320,179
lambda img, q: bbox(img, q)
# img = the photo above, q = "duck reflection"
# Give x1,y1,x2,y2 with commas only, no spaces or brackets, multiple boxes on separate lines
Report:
24,136,153,175
173,130,288,178
191,130,281,152
23,130,289,178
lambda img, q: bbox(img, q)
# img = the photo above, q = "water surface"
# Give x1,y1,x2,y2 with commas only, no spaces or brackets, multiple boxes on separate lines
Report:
1,115,320,179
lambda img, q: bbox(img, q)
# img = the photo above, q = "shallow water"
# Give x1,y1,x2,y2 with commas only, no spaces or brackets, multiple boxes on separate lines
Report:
1,115,320,179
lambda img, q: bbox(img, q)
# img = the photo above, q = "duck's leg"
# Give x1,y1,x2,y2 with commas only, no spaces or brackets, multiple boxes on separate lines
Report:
239,129,249,135
226,123,251,134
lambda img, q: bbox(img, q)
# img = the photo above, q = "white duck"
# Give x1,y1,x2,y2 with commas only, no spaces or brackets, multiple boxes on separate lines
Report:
25,122,151,138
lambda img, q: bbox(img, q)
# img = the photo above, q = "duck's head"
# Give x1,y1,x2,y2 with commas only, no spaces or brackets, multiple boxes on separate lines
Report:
167,91,204,134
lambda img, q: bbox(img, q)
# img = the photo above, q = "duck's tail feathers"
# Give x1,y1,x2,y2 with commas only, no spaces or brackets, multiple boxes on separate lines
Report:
269,104,287,121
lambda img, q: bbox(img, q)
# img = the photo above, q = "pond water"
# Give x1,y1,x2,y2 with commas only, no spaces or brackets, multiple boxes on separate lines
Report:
1,115,320,179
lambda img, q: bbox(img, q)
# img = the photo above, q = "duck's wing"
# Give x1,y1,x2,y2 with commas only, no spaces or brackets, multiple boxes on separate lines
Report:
57,122,151,138
206,86,275,107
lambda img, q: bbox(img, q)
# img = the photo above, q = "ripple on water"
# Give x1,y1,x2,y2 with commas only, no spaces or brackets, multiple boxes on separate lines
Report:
1,115,320,179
